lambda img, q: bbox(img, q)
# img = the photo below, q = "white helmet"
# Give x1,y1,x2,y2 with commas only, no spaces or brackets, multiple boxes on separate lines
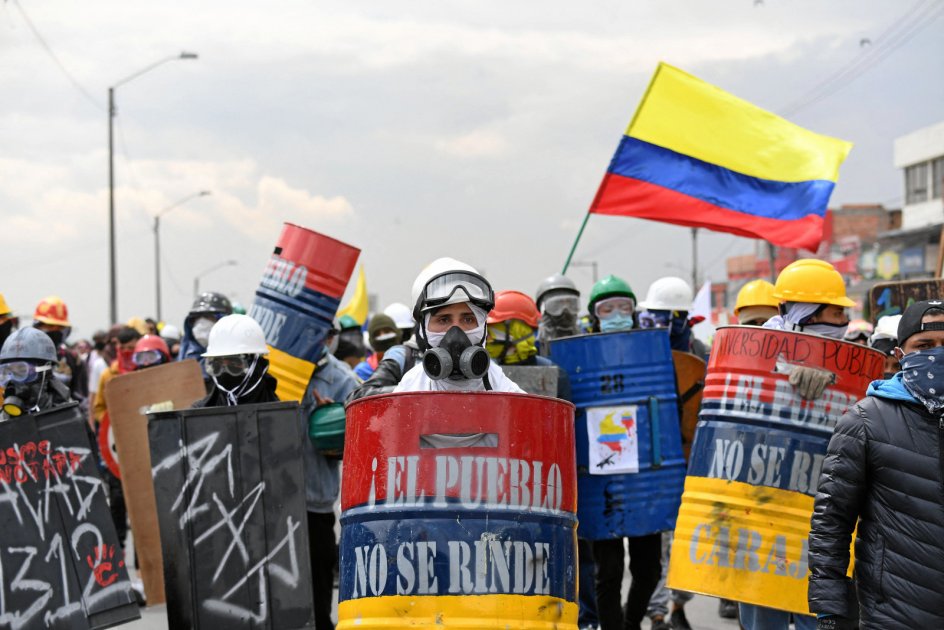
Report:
202,314,269,357
639,276,693,312
870,314,901,343
383,302,415,329
159,324,181,341
410,257,493,318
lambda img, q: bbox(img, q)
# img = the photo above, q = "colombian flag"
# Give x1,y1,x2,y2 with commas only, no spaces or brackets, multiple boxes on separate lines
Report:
590,63,852,252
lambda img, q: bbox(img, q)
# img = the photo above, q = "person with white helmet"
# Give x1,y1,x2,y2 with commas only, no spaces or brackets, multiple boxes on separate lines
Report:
869,314,902,378
193,314,278,407
638,276,707,359
394,257,523,393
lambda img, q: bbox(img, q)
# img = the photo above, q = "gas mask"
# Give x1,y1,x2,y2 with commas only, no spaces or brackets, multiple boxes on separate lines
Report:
1,363,52,417
423,326,490,381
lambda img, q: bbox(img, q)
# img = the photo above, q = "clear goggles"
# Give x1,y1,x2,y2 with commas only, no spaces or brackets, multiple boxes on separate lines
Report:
206,355,251,378
542,294,579,317
132,350,165,367
0,361,52,387
594,297,635,319
638,310,672,329
420,271,494,312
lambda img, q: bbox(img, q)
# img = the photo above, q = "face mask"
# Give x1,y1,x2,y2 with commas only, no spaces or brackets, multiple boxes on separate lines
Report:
117,349,136,374
899,346,944,414
423,326,490,381
192,318,215,347
44,329,64,348
802,322,849,340
426,320,486,349
486,321,537,365
600,314,635,333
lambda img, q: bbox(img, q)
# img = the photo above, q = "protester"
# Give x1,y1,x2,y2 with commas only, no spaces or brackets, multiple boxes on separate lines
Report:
637,277,700,630
132,334,171,370
354,314,402,381
394,257,522,393
534,273,581,355
383,302,416,342
869,314,901,378
335,314,366,369
0,293,17,350
33,295,88,410
808,300,944,628
302,319,359,630
734,279,780,326
486,290,572,398
159,323,182,359
638,276,708,360
193,315,277,407
178,291,233,365
0,327,71,419
736,259,854,630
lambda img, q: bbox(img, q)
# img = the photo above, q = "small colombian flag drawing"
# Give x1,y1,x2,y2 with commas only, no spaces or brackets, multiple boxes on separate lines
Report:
589,63,853,252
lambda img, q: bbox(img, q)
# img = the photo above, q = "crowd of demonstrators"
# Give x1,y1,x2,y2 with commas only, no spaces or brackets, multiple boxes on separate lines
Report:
3,253,943,630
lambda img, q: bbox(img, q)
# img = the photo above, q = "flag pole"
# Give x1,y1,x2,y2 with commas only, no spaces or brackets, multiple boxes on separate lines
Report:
562,212,591,274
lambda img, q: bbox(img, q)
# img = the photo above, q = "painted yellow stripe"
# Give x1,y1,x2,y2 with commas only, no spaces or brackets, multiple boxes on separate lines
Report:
667,476,851,615
267,346,315,403
627,63,852,183
338,594,578,629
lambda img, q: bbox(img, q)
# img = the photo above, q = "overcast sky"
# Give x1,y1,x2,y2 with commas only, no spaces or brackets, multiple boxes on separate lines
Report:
2,0,942,337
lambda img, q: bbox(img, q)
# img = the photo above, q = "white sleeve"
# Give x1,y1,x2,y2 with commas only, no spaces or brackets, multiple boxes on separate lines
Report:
487,362,525,393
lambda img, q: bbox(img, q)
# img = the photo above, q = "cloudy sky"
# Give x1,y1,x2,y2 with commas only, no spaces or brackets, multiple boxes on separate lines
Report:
2,0,942,337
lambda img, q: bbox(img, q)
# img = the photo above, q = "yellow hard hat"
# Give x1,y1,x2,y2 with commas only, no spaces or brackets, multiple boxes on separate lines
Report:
734,280,779,315
0,293,10,317
772,259,855,308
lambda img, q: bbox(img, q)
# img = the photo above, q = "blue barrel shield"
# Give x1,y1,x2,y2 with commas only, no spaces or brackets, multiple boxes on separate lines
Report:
549,330,685,539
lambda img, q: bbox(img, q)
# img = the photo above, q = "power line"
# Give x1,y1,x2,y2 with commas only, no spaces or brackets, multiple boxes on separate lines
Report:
780,0,944,117
8,0,104,111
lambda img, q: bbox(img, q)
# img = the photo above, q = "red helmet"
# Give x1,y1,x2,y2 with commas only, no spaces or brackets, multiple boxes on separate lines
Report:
487,290,541,328
134,334,170,361
33,296,71,327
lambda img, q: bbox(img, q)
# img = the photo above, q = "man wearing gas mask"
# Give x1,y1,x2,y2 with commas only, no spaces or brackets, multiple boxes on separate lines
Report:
535,274,581,354
193,314,278,408
394,257,523,393
808,300,944,628
0,327,72,419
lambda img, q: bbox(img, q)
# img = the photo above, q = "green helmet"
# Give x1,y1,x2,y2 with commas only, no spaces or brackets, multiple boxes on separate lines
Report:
588,275,636,312
338,314,360,330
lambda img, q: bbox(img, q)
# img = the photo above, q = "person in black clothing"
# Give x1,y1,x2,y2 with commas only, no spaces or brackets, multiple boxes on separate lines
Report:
808,300,944,629
192,314,278,408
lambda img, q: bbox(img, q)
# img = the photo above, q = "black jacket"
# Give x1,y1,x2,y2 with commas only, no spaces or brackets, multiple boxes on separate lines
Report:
808,395,944,627
346,342,421,403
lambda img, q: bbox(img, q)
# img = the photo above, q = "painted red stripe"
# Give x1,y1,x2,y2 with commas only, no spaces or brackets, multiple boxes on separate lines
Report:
590,173,825,251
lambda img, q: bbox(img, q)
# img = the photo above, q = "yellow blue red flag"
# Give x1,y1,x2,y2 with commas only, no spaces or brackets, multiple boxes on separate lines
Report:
590,63,852,251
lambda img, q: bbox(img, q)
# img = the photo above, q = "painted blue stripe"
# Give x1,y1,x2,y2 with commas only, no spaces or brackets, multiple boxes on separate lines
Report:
251,285,340,358
608,137,834,220
339,517,576,601
687,420,828,496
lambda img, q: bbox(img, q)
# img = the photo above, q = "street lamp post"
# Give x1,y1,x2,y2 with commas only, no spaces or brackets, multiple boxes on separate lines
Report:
154,191,211,321
108,51,198,325
193,260,238,298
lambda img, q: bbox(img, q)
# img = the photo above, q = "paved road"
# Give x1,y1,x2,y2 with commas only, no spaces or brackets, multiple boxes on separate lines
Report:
125,593,741,629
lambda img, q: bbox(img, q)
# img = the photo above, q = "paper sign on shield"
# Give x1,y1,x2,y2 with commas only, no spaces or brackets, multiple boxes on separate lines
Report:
103,359,207,605
586,405,639,475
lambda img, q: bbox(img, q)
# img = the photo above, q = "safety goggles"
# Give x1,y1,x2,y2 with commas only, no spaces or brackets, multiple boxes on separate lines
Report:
419,271,494,313
0,361,52,387
132,350,164,367
638,310,673,329
594,297,635,319
543,294,579,317
205,355,250,378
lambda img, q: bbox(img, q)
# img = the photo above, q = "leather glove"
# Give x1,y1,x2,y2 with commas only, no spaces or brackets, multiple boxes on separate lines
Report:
788,365,835,400
816,615,853,630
